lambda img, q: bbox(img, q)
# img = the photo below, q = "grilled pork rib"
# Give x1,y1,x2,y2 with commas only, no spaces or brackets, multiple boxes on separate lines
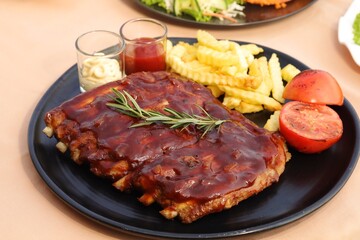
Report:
43,71,290,223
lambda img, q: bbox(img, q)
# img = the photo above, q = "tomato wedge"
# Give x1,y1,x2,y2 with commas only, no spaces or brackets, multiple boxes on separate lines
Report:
283,69,344,105
279,101,343,154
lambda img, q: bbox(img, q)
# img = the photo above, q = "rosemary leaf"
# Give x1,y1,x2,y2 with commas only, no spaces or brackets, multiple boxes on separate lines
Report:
107,88,226,136
164,108,183,118
130,122,153,128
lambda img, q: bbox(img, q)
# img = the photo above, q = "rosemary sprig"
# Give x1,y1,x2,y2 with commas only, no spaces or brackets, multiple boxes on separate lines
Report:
106,88,226,137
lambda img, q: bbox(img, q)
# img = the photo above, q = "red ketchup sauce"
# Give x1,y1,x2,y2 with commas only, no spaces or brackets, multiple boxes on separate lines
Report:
124,37,166,75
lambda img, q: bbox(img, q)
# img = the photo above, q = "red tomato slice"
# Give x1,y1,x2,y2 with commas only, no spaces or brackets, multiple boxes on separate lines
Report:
283,69,344,106
279,101,343,154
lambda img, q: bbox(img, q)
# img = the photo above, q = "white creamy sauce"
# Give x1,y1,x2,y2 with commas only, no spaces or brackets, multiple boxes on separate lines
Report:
79,54,122,91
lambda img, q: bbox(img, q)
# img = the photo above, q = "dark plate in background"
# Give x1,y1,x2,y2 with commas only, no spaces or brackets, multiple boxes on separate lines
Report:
28,38,359,239
135,0,317,27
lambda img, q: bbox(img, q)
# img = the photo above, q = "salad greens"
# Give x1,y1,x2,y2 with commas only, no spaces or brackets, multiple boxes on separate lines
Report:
140,0,246,23
353,13,360,45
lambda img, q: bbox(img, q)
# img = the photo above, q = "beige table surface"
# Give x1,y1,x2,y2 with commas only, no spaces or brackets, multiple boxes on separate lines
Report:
1,0,360,239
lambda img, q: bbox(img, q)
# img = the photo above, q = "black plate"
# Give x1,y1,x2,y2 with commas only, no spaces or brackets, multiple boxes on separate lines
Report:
135,0,317,27
28,38,360,239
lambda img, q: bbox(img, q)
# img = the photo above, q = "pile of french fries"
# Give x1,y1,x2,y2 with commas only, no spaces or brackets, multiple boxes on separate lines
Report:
166,30,301,131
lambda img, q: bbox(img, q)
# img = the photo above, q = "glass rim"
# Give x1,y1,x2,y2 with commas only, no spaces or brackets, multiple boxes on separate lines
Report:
119,18,168,42
75,30,125,57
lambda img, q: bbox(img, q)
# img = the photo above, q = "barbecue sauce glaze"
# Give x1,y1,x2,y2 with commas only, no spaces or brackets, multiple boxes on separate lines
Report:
52,71,286,202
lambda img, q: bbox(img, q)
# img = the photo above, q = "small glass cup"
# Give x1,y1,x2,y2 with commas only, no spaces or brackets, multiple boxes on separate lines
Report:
75,30,125,92
120,18,168,75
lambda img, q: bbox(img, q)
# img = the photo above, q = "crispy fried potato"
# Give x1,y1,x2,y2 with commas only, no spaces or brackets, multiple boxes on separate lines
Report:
167,42,187,58
235,101,264,114
223,96,241,109
223,95,264,113
218,85,282,111
229,42,250,73
281,64,301,82
249,57,272,96
177,42,198,62
197,45,239,67
264,110,281,131
183,60,213,71
167,44,261,89
218,65,240,76
258,57,273,90
166,40,173,56
207,85,224,98
197,30,230,52
239,44,264,55
269,53,285,103
166,30,293,123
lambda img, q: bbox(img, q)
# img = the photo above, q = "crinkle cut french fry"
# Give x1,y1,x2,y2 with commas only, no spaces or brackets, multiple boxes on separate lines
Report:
269,53,285,103
167,43,187,58
177,41,198,62
197,30,230,52
241,48,255,66
258,56,273,90
229,42,249,73
235,101,264,114
248,58,261,77
219,65,240,76
223,95,263,114
167,54,229,86
239,44,264,55
167,52,261,89
218,85,282,111
232,72,262,89
166,39,173,53
253,80,271,96
197,45,239,67
167,30,292,123
207,85,224,98
249,57,271,96
281,64,301,82
263,110,281,132
223,96,241,109
185,60,213,71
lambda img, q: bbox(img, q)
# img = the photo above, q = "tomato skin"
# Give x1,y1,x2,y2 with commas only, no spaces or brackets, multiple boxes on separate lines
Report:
283,69,344,106
279,101,343,154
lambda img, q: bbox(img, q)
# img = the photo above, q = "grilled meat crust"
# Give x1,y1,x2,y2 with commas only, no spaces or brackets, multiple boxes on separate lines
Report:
43,71,290,223
129,121,289,223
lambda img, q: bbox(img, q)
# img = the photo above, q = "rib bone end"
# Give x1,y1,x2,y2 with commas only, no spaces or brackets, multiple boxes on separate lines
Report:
42,126,54,138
